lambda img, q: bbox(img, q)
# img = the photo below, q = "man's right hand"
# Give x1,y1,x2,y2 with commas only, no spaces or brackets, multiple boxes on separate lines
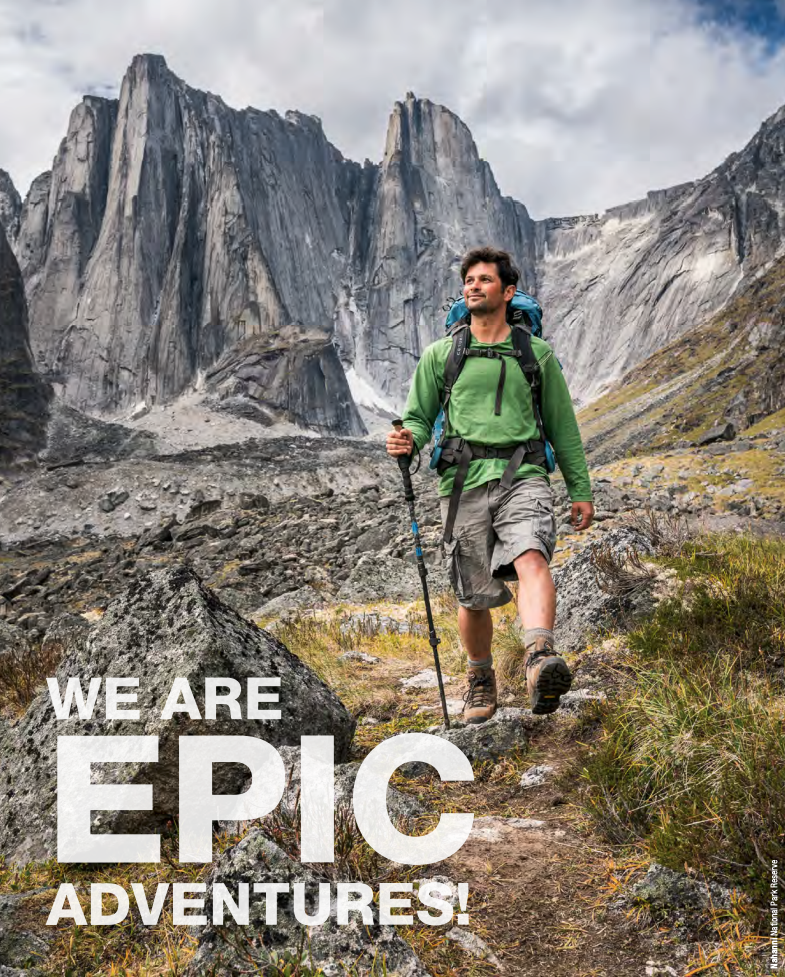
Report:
387,427,414,457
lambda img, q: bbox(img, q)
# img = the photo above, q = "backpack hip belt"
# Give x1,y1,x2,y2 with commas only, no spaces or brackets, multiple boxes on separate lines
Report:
440,437,547,545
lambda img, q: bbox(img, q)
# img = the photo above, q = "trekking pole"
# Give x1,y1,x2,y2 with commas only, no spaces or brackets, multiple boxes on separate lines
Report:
391,419,450,729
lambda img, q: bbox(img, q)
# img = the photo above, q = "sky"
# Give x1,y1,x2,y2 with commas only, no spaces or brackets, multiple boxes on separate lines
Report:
2,0,785,218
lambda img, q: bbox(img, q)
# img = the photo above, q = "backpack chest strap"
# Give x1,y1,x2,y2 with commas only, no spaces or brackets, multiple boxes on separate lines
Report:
464,347,522,416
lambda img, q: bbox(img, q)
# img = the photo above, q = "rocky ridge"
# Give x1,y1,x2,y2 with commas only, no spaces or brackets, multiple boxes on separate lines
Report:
11,54,785,420
578,249,785,466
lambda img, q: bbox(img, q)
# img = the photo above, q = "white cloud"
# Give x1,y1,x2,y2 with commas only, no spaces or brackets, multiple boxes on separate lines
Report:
1,0,785,217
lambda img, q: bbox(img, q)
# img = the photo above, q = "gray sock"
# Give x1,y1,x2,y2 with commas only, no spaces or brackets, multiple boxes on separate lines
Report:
468,654,493,670
524,628,555,651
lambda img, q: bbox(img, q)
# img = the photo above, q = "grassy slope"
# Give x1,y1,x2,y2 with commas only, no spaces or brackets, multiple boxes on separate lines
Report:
584,534,785,908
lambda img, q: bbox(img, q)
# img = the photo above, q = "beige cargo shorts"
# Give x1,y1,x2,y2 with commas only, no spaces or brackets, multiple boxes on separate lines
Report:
439,476,557,609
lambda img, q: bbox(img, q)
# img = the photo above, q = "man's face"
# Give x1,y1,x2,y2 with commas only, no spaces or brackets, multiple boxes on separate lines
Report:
462,262,516,315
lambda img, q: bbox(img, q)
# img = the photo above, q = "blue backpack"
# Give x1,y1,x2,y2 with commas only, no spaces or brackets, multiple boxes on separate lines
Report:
430,289,557,475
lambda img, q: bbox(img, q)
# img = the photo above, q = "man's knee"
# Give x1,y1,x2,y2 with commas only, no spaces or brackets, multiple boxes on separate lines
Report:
513,548,550,581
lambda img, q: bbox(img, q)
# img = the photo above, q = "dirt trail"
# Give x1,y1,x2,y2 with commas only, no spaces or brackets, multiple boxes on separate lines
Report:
287,599,704,977
431,729,684,976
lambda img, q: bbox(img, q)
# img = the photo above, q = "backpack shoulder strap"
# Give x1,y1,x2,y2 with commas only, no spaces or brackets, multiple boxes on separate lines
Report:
510,323,540,390
511,324,548,443
443,320,471,405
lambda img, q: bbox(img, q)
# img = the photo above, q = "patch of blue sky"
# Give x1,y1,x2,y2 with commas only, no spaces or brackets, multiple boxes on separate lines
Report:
695,0,785,47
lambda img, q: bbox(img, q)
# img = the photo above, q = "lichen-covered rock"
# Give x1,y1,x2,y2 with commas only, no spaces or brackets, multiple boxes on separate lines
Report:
624,862,736,935
40,613,91,664
0,565,355,863
518,764,554,789
0,621,31,659
557,689,607,714
337,555,449,603
553,527,655,653
400,711,533,777
0,891,54,970
185,830,431,977
276,745,425,824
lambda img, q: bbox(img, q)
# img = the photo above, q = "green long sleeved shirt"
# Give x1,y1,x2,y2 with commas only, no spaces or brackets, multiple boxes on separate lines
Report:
401,330,593,501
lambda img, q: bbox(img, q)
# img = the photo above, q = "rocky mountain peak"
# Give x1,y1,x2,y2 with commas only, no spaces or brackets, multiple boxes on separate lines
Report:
126,51,174,86
384,92,481,173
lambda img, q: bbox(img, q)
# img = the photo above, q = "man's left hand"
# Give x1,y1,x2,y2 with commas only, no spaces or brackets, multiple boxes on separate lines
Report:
571,501,594,531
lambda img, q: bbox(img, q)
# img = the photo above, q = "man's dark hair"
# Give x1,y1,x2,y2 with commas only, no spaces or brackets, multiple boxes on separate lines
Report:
460,247,520,290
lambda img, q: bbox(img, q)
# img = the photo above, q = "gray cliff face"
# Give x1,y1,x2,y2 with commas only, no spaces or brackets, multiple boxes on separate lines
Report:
0,223,51,465
348,93,537,401
14,54,785,420
0,170,21,243
18,96,117,376
19,55,357,412
536,105,785,402
15,59,541,418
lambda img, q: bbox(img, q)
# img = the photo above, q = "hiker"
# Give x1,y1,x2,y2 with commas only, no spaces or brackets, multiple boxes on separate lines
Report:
386,246,593,723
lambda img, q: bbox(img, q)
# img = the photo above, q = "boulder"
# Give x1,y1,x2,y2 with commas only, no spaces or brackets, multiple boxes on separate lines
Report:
620,862,737,937
275,745,425,825
252,585,326,621
184,831,431,976
696,422,736,446
0,565,355,863
553,527,655,653
337,555,449,603
0,891,54,970
399,710,533,777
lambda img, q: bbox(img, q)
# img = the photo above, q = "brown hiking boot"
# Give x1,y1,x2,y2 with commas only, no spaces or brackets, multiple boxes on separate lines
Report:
462,665,498,724
523,638,572,715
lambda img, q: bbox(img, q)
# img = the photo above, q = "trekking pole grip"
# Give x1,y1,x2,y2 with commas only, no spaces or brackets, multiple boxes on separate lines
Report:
391,419,415,501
